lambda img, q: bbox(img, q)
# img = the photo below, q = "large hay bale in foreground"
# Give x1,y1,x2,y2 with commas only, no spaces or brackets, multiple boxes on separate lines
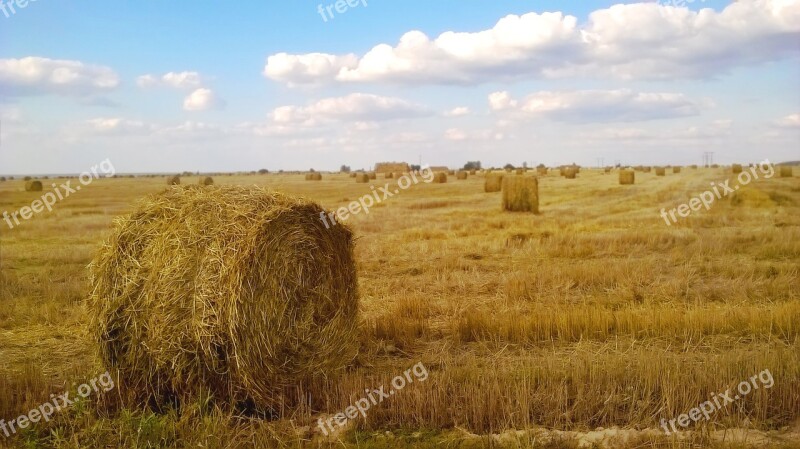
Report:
199,176,214,186
732,164,743,174
485,174,504,192
167,175,181,185
88,186,359,411
502,176,539,213
655,167,666,176
432,172,447,183
619,170,635,185
355,173,370,183
456,171,468,180
25,180,43,191
780,166,794,177
305,172,322,181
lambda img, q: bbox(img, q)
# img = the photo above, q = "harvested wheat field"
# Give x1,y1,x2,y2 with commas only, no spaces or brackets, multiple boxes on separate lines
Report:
3,1,800,448
1,167,799,449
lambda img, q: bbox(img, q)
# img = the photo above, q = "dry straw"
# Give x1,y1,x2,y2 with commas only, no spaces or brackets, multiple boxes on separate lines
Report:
456,171,468,180
87,186,359,412
24,180,43,191
732,164,743,174
619,170,635,185
655,167,666,176
355,173,370,183
564,167,577,179
199,176,214,186
485,173,504,192
501,176,539,213
780,166,793,177
167,175,181,185
305,173,322,181
432,172,447,183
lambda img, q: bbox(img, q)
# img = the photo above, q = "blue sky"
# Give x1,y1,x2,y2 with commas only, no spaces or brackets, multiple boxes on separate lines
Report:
0,0,798,174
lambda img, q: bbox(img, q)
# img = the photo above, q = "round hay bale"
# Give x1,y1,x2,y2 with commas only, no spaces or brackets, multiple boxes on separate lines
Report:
537,167,548,176
23,176,32,181
673,167,681,174
469,170,477,175
349,173,357,178
385,172,394,179
515,169,524,175
732,164,743,174
199,176,214,186
0,176,6,182
456,171,468,180
305,172,322,181
432,172,447,183
484,174,504,192
167,175,181,185
780,166,793,177
564,167,577,179
24,180,43,191
88,186,359,412
448,170,455,176
355,173,370,183
502,176,538,213
368,172,377,180
655,167,666,176
619,170,635,185
691,165,698,169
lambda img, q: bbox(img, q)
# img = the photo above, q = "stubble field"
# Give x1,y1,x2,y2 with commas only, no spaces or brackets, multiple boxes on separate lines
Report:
0,167,798,448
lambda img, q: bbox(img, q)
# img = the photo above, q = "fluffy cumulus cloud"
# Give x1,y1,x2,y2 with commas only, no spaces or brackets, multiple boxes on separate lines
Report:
136,71,203,89
775,113,800,128
0,57,119,96
489,89,707,123
183,88,225,111
263,0,800,85
269,93,430,126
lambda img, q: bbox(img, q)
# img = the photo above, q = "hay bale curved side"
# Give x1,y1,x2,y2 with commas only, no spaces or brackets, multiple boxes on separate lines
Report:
88,186,360,411
199,176,214,186
25,180,43,191
167,175,181,185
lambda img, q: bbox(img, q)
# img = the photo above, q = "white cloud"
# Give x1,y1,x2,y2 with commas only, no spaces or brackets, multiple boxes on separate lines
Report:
445,106,471,117
0,57,119,96
263,0,800,86
183,88,225,111
269,93,430,126
137,71,203,89
86,118,153,135
775,113,800,128
490,89,707,123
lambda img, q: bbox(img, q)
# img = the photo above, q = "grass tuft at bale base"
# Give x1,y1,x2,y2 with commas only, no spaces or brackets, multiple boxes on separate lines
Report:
87,185,360,413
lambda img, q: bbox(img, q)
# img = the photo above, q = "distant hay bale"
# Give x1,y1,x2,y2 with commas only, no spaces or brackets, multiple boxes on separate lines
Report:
25,180,43,191
537,167,548,175
305,173,322,181
691,165,698,169
643,166,652,173
368,172,377,180
564,167,577,179
167,175,181,185
88,186,359,412
349,173,357,178
780,166,793,177
199,176,214,186
732,164,743,174
23,176,32,181
516,169,524,175
0,176,6,182
501,176,539,213
374,162,410,173
673,167,681,174
655,167,666,176
456,171,468,180
385,172,394,179
604,167,612,174
448,170,455,175
619,170,635,185
355,173,370,183
469,170,477,175
432,172,447,183
485,174,504,192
